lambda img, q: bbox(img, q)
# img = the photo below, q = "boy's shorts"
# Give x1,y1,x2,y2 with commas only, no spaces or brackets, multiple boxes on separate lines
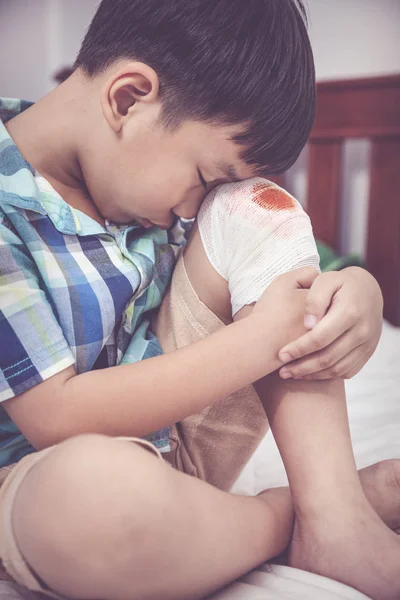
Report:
0,254,267,596
154,255,268,492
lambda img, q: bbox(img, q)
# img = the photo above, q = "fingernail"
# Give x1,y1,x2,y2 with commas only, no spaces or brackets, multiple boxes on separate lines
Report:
279,352,293,364
304,314,317,329
280,371,292,379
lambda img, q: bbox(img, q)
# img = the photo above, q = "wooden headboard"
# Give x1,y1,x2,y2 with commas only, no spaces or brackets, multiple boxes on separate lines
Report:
274,74,400,326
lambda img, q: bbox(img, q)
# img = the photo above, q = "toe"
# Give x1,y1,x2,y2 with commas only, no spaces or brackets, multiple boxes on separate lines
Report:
380,459,400,493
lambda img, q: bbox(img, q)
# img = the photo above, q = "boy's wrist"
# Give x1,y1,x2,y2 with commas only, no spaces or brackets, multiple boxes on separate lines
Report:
241,311,283,374
243,292,310,376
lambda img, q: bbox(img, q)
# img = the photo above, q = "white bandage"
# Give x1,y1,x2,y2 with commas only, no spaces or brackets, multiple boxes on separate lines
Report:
197,177,320,316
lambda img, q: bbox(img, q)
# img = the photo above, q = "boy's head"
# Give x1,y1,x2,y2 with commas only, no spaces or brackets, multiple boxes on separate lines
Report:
73,0,315,226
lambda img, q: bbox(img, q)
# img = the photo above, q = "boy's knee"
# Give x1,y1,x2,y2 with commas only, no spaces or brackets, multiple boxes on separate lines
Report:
194,178,320,318
12,434,164,596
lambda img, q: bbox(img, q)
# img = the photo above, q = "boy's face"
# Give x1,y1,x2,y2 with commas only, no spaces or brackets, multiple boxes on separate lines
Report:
79,65,255,227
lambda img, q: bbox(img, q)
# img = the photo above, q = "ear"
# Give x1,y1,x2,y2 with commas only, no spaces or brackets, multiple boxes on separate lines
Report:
101,62,160,133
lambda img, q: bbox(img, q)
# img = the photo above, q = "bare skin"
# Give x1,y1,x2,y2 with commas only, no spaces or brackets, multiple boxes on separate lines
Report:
289,503,400,600
287,460,400,596
271,459,400,531
268,460,400,566
12,435,294,600
358,460,400,533
254,375,400,600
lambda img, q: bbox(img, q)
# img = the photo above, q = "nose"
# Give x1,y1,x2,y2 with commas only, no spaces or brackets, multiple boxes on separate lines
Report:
174,193,204,220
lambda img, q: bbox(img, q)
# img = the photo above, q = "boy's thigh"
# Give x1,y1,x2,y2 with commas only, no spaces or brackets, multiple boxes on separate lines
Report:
153,224,268,492
0,436,160,594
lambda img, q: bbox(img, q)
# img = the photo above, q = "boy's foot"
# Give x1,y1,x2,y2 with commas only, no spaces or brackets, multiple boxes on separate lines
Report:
289,505,400,600
288,460,400,600
358,459,400,531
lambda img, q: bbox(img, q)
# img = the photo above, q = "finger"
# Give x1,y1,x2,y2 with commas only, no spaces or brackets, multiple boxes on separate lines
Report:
279,330,360,379
291,267,320,291
303,272,343,329
341,350,375,380
301,348,371,381
279,307,353,363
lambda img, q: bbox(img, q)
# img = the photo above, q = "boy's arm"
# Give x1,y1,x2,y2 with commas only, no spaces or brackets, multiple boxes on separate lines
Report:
1,202,311,452
3,275,310,450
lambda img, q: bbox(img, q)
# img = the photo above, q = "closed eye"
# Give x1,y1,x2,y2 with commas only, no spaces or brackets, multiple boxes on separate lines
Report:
197,169,208,191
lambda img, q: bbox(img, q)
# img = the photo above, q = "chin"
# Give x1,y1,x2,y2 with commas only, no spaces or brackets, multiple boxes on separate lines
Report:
104,210,136,225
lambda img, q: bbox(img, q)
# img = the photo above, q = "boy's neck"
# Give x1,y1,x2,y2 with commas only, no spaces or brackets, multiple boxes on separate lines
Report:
5,72,105,224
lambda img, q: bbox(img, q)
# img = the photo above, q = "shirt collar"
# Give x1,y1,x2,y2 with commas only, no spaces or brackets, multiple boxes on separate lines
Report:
0,98,47,215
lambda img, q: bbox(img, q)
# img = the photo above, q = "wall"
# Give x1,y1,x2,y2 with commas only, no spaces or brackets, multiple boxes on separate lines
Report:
0,0,100,100
0,0,51,99
308,0,400,80
57,0,100,67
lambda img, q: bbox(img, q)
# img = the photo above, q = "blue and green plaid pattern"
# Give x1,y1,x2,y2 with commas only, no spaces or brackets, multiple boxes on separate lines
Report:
0,98,191,467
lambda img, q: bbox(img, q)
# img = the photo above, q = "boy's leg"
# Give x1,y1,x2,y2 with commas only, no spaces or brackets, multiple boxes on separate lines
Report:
255,372,400,599
4,436,399,600
180,215,400,598
8,434,293,600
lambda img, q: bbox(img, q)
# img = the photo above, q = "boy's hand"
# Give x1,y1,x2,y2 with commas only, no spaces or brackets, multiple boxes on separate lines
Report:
278,267,383,380
252,267,319,332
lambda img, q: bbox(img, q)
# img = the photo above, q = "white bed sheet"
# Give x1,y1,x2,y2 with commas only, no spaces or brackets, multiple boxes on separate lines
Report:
211,320,400,600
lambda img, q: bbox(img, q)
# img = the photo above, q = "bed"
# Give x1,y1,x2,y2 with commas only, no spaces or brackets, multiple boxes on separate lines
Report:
0,75,399,600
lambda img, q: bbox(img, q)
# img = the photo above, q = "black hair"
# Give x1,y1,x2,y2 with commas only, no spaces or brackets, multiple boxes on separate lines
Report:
75,0,316,174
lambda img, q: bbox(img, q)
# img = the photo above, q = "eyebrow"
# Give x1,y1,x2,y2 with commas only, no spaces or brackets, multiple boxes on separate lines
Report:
214,161,240,182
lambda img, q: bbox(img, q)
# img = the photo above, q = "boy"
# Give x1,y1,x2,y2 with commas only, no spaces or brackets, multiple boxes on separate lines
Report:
0,0,399,599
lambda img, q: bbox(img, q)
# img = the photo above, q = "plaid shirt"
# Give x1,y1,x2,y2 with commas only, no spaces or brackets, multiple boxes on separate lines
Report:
0,98,191,467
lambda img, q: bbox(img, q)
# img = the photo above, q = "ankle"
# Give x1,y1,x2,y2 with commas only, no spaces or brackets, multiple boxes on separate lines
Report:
255,488,294,556
292,483,371,521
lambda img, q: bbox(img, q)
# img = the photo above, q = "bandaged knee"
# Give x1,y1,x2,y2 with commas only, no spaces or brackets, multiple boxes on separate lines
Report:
197,177,320,316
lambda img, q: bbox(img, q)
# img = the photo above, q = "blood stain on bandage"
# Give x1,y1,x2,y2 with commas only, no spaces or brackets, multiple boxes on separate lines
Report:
251,182,296,211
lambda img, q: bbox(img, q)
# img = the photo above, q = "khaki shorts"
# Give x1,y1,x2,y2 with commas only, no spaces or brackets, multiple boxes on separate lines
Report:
153,255,268,491
0,254,267,597
0,437,161,597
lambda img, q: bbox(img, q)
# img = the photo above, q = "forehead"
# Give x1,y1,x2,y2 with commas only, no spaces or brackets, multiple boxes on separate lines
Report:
178,119,256,180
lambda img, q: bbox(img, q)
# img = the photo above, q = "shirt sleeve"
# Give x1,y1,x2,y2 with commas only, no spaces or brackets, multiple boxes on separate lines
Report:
198,178,321,315
0,213,75,401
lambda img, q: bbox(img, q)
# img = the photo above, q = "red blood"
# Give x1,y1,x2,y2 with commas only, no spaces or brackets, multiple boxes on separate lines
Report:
252,183,296,211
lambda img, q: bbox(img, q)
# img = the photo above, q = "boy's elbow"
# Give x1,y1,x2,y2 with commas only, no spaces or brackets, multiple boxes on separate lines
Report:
3,365,77,451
